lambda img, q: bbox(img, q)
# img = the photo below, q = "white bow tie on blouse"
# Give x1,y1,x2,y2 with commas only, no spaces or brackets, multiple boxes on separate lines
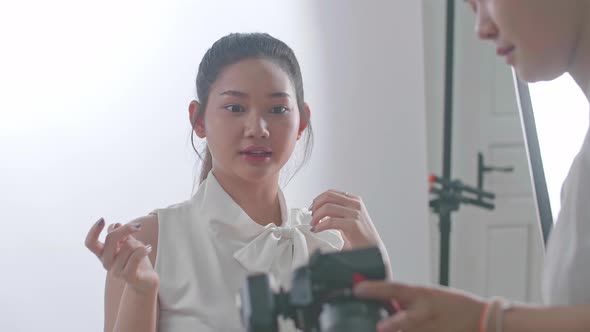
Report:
233,221,343,274
201,173,344,285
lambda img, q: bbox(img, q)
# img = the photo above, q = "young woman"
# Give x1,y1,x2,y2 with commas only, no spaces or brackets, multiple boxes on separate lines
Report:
85,32,390,332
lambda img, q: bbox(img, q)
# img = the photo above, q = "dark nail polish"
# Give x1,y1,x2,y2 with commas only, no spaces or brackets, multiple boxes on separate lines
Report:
97,218,105,226
310,227,316,233
133,223,142,229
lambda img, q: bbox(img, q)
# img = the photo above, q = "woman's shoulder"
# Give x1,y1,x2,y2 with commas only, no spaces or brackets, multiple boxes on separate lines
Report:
153,197,195,213
129,214,158,233
125,214,159,265
150,197,197,224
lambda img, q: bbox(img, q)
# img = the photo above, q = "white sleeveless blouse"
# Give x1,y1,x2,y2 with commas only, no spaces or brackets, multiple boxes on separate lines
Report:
153,173,344,331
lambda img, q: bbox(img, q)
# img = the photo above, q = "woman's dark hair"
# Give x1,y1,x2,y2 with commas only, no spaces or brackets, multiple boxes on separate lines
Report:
191,32,313,184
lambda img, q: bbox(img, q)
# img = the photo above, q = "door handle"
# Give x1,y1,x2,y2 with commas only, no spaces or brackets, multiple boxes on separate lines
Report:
477,152,514,196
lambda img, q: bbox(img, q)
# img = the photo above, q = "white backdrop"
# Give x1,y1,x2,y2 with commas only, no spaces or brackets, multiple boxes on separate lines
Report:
0,1,430,330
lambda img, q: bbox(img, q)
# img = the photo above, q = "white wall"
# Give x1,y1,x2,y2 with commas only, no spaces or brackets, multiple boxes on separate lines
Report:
0,1,430,331
287,0,431,285
421,0,447,284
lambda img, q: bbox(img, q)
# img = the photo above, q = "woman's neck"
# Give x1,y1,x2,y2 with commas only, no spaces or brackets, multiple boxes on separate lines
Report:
211,169,283,227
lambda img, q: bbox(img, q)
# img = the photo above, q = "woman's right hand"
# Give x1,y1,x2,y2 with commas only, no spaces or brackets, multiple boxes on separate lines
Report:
85,218,159,295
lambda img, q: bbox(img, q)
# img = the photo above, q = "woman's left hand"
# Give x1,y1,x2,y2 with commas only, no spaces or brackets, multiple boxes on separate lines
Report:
309,190,384,250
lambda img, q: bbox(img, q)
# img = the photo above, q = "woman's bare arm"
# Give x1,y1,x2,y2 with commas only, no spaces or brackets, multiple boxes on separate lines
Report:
102,215,160,332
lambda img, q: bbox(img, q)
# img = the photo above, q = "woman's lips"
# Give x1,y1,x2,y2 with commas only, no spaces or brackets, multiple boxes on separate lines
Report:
239,148,272,162
497,46,516,64
497,45,515,56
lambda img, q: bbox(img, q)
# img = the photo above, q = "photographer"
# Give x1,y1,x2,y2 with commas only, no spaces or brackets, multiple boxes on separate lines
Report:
355,1,590,331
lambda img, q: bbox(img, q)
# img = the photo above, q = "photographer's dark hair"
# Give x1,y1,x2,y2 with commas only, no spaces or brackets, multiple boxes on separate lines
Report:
191,32,313,184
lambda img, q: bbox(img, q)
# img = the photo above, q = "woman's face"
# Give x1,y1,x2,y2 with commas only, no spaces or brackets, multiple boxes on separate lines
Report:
192,58,307,184
467,0,583,82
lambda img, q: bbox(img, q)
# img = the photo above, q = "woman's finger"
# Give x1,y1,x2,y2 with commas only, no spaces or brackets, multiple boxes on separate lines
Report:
311,217,355,234
110,238,137,278
107,222,122,233
122,244,152,280
102,224,141,269
327,189,359,200
310,203,357,227
311,190,360,212
85,218,106,257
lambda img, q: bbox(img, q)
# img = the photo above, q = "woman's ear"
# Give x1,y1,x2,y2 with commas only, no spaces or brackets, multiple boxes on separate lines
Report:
298,103,311,139
189,100,206,138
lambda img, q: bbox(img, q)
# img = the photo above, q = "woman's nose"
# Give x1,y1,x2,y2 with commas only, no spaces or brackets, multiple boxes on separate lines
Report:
244,112,270,138
475,7,499,40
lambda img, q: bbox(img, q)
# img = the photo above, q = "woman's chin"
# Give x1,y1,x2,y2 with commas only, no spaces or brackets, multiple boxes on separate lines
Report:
515,61,565,83
236,167,279,183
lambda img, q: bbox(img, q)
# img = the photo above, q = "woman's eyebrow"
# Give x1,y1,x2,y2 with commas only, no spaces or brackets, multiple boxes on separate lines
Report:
268,92,291,98
219,91,290,98
220,90,248,97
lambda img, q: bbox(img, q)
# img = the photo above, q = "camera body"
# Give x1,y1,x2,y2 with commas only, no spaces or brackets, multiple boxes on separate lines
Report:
238,247,391,332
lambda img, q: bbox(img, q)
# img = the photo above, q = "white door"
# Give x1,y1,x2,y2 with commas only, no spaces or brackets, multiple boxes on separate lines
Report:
426,2,545,303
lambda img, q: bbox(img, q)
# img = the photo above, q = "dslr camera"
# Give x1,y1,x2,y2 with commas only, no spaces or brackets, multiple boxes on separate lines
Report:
238,247,393,332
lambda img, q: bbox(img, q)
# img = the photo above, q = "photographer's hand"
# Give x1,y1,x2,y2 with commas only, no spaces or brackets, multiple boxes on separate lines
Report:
354,281,483,332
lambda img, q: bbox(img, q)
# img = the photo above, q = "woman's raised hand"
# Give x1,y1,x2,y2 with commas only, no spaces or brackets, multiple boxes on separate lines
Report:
85,218,159,294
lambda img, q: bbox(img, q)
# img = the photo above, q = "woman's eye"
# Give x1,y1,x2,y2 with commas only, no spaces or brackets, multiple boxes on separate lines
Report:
271,106,289,114
224,104,244,113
